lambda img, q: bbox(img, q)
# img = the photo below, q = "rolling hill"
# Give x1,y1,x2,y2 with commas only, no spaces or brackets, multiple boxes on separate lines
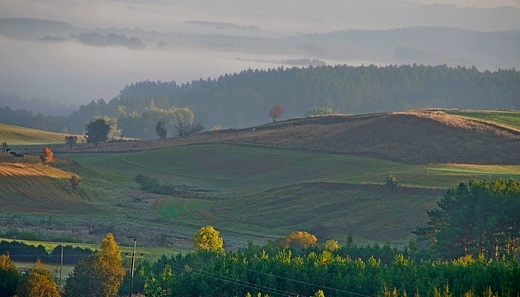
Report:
50,110,520,164
2,110,520,248
0,123,76,145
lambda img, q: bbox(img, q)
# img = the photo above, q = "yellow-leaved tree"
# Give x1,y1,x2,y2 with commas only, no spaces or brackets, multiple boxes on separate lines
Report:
281,231,318,249
64,233,125,297
0,253,21,297
193,226,224,252
16,259,60,297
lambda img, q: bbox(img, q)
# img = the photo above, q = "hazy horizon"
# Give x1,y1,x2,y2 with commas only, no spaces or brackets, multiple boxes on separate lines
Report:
1,0,519,109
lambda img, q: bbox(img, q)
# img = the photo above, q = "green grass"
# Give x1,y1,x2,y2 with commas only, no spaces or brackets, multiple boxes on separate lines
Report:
59,143,520,246
4,112,520,248
0,123,73,145
446,110,520,130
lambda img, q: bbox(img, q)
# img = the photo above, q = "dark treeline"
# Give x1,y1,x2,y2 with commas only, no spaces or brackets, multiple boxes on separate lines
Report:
0,240,92,265
1,64,519,135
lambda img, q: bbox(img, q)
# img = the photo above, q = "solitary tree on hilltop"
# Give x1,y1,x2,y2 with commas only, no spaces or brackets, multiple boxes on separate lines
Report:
155,120,167,139
269,103,285,122
85,118,110,147
65,135,78,149
39,147,53,164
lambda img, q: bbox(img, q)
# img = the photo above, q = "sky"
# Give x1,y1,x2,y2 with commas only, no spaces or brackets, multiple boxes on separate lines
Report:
0,0,519,107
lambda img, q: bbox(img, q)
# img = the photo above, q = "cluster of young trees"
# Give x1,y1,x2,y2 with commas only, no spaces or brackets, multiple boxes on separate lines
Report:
0,256,61,297
120,226,518,297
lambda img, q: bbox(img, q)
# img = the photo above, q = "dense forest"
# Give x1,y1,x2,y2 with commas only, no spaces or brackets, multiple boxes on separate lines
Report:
1,64,519,137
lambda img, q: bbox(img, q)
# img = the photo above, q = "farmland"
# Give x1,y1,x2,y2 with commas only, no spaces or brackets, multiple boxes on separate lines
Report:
1,110,520,249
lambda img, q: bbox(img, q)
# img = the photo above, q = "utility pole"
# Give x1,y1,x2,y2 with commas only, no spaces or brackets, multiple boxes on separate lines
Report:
59,245,64,289
125,239,144,297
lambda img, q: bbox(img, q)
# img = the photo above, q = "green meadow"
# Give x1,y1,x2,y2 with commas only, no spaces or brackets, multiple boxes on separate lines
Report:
2,110,520,249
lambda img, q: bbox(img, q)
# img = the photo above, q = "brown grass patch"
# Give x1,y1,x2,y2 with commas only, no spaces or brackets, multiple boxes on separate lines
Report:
40,110,520,165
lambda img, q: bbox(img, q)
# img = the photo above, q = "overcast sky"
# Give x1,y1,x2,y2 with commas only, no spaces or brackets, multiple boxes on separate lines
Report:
2,0,519,33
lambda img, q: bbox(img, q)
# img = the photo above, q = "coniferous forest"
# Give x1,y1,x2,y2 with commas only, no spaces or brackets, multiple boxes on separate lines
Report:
1,64,519,136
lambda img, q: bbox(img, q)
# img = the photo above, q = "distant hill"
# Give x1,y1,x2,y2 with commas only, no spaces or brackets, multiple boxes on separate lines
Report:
49,110,520,165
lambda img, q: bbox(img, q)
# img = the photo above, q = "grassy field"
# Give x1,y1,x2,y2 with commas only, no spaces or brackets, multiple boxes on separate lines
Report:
0,123,75,145
446,110,520,130
2,110,520,249
60,143,520,245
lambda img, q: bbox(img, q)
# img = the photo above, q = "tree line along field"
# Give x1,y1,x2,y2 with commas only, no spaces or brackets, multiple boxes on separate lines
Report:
1,110,519,250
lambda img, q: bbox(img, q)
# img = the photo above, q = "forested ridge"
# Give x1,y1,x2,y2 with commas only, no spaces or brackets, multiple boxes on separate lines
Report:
1,64,519,136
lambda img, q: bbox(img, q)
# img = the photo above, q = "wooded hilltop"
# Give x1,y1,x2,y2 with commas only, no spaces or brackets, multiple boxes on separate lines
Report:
1,64,519,137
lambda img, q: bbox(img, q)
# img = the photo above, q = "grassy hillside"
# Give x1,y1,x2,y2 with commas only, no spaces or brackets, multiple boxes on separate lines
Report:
0,123,74,145
60,143,520,245
2,110,520,248
50,110,520,164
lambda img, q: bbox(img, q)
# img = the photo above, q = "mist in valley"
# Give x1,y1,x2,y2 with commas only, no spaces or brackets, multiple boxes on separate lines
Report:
0,0,519,113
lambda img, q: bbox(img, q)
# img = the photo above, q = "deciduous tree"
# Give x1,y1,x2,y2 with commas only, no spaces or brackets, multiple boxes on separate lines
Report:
173,107,204,137
39,147,54,164
386,175,397,190
268,103,284,122
15,259,60,297
85,118,110,147
281,231,317,249
155,120,167,139
0,253,20,297
70,175,80,192
64,233,125,297
65,135,78,149
193,226,224,252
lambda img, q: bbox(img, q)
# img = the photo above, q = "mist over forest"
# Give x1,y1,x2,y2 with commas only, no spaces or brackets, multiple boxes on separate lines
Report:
0,0,519,117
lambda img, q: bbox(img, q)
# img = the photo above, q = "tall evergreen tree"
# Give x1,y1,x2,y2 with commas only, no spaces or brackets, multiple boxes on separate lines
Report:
414,179,520,260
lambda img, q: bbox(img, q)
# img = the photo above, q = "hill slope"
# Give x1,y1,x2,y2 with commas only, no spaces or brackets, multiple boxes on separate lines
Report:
56,110,520,165
0,123,72,145
2,110,520,247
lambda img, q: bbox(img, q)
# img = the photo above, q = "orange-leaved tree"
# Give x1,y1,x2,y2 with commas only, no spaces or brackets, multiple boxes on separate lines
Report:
268,103,285,122
70,175,80,192
39,147,53,164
